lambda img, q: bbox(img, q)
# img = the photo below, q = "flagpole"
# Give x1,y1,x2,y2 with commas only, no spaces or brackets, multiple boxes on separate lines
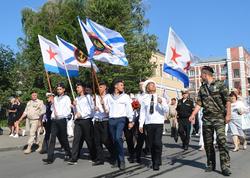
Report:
90,60,97,106
64,63,76,100
45,70,53,93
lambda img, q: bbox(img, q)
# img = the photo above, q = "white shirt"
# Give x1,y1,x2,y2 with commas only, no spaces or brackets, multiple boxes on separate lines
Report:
93,94,108,120
51,95,71,119
139,93,169,128
231,100,247,120
136,92,146,104
106,93,133,121
75,94,94,119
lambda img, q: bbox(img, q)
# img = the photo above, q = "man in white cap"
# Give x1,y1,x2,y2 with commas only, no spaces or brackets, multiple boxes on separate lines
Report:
139,80,169,171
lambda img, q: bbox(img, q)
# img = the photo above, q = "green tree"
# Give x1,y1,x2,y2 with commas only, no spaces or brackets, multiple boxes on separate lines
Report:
0,45,16,103
19,0,157,96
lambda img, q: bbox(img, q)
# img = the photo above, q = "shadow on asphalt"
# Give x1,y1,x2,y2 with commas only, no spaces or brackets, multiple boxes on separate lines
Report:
91,149,206,178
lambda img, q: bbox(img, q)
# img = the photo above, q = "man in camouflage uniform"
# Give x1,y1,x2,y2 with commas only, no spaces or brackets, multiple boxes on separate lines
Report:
189,66,231,176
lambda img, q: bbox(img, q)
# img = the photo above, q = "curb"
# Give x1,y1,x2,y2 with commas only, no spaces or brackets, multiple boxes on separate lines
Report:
0,145,25,152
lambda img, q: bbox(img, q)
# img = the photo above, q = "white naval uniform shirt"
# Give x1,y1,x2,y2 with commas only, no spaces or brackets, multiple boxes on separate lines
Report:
139,93,169,128
51,95,71,119
106,93,134,122
93,94,109,121
75,94,94,119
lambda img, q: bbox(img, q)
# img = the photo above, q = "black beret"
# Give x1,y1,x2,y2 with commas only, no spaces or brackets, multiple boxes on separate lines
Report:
112,78,123,86
202,66,214,73
56,82,65,89
76,81,86,88
99,81,107,86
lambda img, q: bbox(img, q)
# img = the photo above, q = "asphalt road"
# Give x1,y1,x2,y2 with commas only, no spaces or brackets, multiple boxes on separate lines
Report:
0,130,250,178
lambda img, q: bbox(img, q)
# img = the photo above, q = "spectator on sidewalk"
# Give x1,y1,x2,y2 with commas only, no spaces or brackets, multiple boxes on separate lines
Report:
16,91,45,154
7,97,18,137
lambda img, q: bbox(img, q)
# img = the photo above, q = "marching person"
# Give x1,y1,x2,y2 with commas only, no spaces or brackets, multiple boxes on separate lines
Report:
106,79,134,170
42,83,72,164
189,66,231,176
176,89,194,150
16,91,45,154
136,81,150,156
139,80,169,171
67,82,96,165
39,92,54,154
92,81,115,166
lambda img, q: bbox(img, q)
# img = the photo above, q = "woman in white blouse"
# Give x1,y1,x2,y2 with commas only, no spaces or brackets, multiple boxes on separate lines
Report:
229,92,247,152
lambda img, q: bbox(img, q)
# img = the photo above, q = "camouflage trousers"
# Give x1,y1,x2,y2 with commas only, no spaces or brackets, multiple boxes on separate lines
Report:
203,123,230,170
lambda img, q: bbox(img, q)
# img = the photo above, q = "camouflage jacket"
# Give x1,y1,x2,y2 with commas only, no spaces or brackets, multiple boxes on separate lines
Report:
196,80,230,121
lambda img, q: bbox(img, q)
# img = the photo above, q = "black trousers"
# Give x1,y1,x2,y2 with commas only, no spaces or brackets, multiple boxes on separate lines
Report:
94,120,114,162
47,119,71,160
145,124,163,166
71,119,96,161
124,119,145,159
41,120,51,152
178,118,191,147
124,120,135,158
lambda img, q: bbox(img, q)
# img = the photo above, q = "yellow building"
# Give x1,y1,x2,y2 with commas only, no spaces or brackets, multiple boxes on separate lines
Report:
148,51,184,99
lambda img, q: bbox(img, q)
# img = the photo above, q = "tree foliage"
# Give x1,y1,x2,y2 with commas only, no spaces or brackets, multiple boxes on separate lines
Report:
16,0,157,98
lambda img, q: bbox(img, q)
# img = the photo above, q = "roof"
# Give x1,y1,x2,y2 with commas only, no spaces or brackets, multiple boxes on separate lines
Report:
198,57,226,63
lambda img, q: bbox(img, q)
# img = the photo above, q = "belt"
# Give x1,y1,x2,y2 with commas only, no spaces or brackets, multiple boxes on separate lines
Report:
76,117,92,120
95,118,109,122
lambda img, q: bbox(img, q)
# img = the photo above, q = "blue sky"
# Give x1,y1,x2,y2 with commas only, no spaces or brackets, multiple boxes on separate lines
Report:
0,0,250,58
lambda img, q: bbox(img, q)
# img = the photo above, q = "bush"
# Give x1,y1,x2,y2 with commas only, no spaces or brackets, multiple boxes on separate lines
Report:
0,119,7,127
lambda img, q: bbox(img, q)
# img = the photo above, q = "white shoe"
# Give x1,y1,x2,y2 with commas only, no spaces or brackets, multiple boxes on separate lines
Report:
22,130,26,137
9,133,14,137
13,134,19,138
162,132,166,135
243,140,247,150
199,146,204,151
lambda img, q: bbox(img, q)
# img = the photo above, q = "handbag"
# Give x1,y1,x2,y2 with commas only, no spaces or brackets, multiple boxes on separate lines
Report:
242,113,250,130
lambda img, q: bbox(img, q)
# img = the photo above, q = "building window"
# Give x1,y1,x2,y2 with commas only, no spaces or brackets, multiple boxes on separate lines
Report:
153,62,156,76
233,69,240,78
160,64,163,77
211,67,216,75
221,65,227,75
189,70,195,77
234,81,240,89
189,82,195,89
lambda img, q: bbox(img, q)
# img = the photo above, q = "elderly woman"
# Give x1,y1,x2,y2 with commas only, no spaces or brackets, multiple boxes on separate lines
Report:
139,80,169,171
229,92,247,152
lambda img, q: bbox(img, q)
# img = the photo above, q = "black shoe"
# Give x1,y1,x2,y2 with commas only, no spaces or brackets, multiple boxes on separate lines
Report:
143,148,149,156
119,162,125,170
184,145,188,150
39,150,47,154
136,158,141,163
222,168,231,176
205,165,216,172
42,158,53,164
153,164,160,171
128,157,135,163
64,155,71,162
92,160,104,166
67,159,77,165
